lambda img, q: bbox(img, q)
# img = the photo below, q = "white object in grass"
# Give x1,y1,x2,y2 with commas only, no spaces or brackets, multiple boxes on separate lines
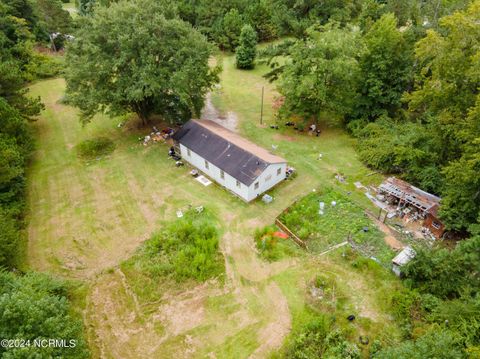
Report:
176,210,183,218
195,175,212,186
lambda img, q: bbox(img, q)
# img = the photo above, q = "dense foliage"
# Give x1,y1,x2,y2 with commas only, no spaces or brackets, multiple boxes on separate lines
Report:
139,209,224,282
277,23,364,122
263,1,480,233
65,0,219,125
404,236,480,299
0,271,89,358
286,316,360,359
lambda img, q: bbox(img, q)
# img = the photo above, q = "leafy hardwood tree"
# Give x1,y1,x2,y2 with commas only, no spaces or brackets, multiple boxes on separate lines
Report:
357,13,414,120
65,0,219,126
235,24,257,69
277,24,365,123
32,0,72,37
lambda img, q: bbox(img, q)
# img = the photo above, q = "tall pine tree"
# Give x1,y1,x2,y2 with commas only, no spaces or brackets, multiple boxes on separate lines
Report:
235,24,257,69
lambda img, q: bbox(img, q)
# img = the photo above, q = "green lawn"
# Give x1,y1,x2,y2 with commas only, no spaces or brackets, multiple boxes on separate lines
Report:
25,52,401,357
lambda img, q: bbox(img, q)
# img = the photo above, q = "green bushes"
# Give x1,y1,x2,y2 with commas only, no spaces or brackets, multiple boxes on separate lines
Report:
403,236,480,299
139,209,224,282
0,210,20,268
75,137,115,160
286,315,360,359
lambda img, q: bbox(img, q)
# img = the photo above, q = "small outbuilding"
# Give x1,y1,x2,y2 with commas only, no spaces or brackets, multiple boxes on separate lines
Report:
391,246,416,277
172,119,287,202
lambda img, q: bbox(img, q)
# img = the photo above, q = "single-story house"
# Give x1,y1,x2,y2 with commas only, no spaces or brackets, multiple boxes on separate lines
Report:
172,119,287,202
391,246,416,277
379,177,445,238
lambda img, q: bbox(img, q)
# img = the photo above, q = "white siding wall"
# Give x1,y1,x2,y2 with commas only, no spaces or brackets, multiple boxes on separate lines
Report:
179,144,250,200
179,144,286,202
246,162,286,201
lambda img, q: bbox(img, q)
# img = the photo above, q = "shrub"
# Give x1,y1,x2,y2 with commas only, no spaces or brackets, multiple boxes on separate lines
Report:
76,137,115,159
286,315,360,359
373,329,463,359
141,209,224,282
254,225,297,261
236,24,257,69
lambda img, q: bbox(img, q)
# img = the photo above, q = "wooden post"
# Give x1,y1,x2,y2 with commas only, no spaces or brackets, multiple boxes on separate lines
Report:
260,86,264,125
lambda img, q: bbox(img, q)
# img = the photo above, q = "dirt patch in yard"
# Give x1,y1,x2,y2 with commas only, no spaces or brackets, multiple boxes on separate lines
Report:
250,282,292,358
201,93,238,132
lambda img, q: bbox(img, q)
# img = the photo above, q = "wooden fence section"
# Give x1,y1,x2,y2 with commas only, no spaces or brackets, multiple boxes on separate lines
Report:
275,218,308,249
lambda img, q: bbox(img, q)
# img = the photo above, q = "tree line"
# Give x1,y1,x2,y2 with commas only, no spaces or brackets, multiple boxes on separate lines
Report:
0,1,88,357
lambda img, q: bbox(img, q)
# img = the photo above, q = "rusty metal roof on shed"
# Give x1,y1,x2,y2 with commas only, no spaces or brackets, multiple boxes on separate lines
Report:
172,120,286,186
379,177,441,214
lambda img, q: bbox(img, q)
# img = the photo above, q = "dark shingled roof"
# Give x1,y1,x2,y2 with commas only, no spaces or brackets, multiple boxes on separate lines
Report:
173,120,286,186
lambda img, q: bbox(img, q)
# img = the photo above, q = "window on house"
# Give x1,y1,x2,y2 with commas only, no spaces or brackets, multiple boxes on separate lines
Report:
220,170,225,179
265,174,272,182
277,168,282,176
205,160,209,169
236,180,241,188
254,182,259,190
187,148,191,157
432,221,441,230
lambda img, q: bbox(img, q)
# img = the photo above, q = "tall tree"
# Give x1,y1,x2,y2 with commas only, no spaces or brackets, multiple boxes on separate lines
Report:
216,8,244,51
65,0,219,126
357,13,413,120
235,24,257,69
32,0,72,36
405,0,480,230
277,24,364,123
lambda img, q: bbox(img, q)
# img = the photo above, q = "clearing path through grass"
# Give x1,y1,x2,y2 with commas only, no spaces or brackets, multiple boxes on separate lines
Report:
26,53,402,357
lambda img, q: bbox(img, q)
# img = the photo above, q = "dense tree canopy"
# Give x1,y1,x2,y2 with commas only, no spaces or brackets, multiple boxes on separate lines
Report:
65,0,219,125
357,13,413,120
277,24,365,122
0,271,89,358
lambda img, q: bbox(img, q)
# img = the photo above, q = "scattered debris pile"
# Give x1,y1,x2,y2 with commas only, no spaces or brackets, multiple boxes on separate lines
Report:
140,126,175,146
375,177,445,240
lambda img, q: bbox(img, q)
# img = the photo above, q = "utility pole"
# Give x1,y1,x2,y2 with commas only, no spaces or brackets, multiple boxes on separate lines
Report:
260,86,264,125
